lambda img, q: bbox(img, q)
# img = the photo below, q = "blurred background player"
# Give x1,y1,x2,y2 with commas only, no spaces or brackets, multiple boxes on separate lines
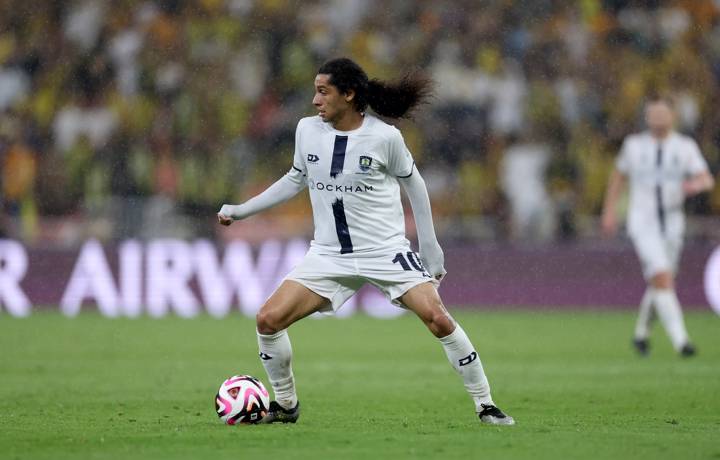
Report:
218,58,514,425
601,97,715,357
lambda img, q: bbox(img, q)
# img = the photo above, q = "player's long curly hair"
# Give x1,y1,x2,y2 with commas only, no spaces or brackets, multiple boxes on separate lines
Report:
317,58,434,119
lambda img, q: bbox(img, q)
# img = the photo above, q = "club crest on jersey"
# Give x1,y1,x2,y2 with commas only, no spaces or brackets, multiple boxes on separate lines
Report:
359,155,373,171
307,154,320,163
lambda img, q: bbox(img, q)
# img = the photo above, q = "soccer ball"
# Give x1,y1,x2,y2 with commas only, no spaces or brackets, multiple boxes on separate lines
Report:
215,375,270,425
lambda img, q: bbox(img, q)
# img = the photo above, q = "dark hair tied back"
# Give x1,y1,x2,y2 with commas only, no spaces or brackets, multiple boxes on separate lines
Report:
318,58,434,119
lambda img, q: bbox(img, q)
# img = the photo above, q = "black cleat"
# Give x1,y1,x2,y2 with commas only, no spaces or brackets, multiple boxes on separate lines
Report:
633,338,650,356
679,343,696,358
260,401,300,424
478,404,515,426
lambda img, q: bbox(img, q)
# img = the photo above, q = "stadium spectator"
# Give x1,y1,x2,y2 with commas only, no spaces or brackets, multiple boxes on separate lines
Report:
500,133,554,242
0,0,718,245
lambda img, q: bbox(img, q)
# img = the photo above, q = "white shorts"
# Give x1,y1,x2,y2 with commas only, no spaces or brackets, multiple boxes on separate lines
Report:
630,232,683,280
284,246,438,312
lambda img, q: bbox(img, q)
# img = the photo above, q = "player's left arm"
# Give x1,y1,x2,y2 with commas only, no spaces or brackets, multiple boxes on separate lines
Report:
683,171,714,197
682,140,715,197
398,167,447,281
386,129,446,280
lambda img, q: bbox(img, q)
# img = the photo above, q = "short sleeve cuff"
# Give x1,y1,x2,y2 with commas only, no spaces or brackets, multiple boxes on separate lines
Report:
396,161,415,178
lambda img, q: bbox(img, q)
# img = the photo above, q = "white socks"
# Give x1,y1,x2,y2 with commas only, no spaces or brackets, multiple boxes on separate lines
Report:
257,329,298,409
439,325,493,412
634,287,691,351
652,288,689,351
634,288,654,340
258,326,493,413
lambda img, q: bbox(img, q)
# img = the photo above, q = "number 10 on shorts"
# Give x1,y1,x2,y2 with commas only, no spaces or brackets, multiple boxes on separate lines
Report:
392,252,430,277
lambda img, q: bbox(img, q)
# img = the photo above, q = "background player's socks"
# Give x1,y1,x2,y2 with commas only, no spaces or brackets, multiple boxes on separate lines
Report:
438,325,493,411
634,288,654,340
257,329,298,410
652,288,689,351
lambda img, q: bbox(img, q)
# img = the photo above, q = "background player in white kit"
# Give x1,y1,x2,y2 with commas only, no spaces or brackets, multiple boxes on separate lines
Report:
218,58,514,425
601,97,715,357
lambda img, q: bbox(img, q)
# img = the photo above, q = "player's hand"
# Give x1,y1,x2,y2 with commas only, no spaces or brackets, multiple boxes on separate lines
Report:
218,204,240,226
217,213,233,226
432,267,447,282
217,204,241,226
682,179,699,197
420,242,447,282
600,212,617,238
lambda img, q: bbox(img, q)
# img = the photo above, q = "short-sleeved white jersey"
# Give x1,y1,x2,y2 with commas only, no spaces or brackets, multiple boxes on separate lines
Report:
616,130,709,237
285,114,415,255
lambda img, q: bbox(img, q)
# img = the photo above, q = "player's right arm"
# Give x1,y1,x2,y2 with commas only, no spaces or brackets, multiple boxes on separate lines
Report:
601,138,631,237
218,121,308,226
600,136,634,237
217,171,307,225
601,169,627,237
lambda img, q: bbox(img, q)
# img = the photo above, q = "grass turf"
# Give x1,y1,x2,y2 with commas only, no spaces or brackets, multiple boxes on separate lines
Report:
1,310,719,460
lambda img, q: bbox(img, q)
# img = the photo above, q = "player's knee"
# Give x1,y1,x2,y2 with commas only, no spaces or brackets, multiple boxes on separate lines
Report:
426,307,454,338
256,309,282,335
650,272,673,290
432,315,455,338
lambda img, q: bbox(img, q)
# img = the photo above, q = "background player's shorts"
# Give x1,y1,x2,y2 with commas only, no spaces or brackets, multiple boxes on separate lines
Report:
284,246,438,312
630,232,683,280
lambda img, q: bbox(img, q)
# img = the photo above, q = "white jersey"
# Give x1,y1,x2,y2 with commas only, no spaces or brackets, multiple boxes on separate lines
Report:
286,114,415,255
616,130,709,237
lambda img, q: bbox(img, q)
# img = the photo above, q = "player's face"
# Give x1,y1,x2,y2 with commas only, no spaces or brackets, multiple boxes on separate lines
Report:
645,102,674,137
313,74,354,124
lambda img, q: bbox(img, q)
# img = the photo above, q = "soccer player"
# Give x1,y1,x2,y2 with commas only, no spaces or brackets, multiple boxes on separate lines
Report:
218,58,514,425
601,96,715,357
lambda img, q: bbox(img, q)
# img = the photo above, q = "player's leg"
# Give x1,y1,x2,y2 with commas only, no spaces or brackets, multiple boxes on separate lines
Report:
399,282,514,425
632,233,693,355
635,234,694,356
649,271,693,355
256,280,330,422
632,288,654,355
257,280,329,334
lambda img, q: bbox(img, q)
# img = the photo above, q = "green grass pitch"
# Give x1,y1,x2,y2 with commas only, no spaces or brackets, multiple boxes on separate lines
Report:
1,310,719,460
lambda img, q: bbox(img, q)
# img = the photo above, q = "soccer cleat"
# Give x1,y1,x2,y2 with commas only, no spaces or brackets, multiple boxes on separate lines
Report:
260,401,300,424
478,404,515,426
632,338,650,356
679,343,696,358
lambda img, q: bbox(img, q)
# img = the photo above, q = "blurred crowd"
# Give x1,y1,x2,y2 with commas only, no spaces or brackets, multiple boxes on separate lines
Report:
0,0,719,246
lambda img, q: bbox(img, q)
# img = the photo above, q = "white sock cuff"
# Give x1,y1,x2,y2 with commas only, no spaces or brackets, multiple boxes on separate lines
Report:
438,324,466,346
652,288,678,301
640,287,653,302
257,329,288,341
